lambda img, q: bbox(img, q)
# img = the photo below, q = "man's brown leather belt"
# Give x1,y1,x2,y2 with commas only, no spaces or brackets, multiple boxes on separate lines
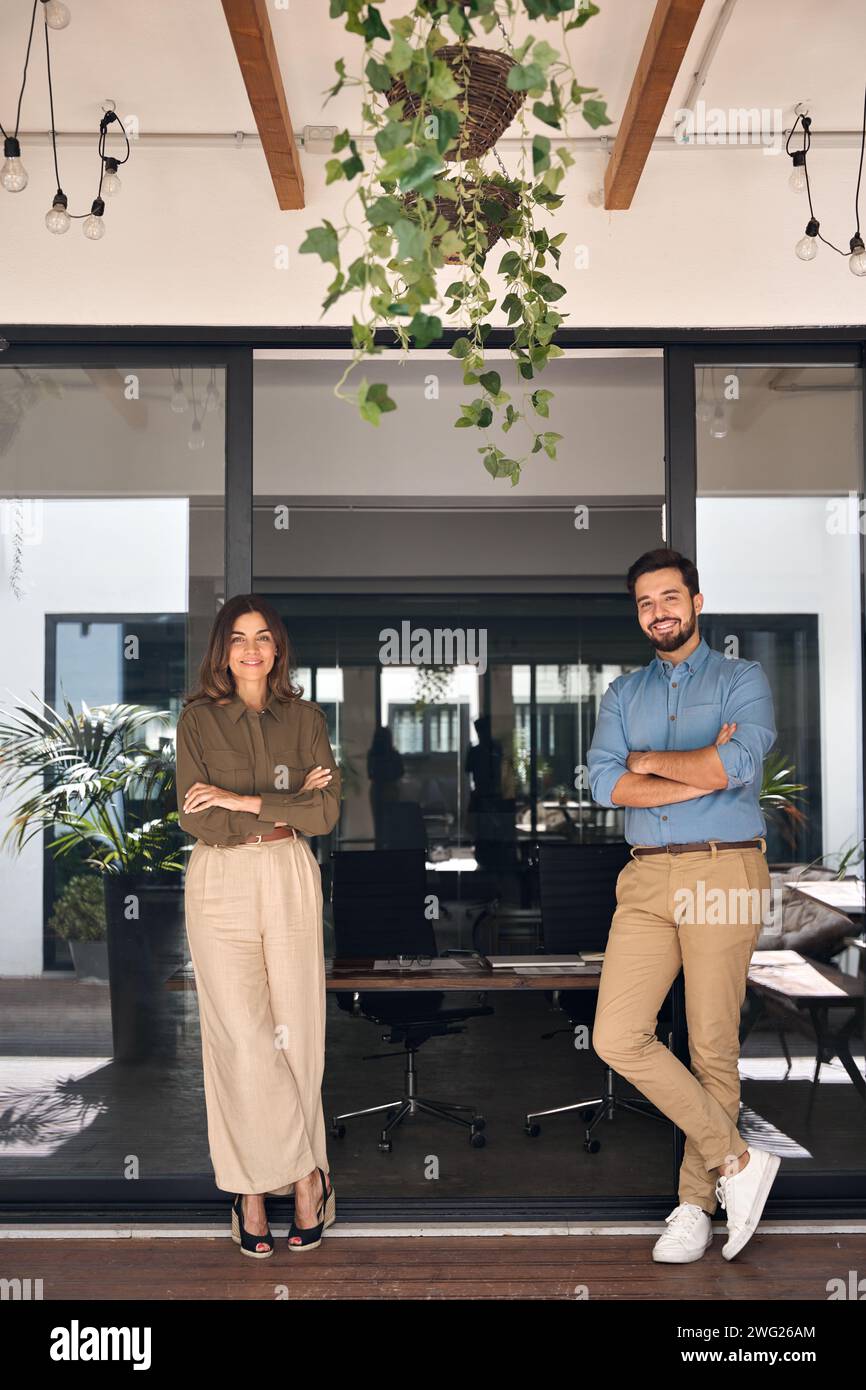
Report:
242,826,297,845
632,838,765,857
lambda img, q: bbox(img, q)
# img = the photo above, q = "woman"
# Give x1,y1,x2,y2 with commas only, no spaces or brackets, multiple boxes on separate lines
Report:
175,594,341,1257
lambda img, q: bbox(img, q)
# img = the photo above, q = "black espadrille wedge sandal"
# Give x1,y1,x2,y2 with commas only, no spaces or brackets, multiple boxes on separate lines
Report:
287,1169,335,1253
231,1193,275,1259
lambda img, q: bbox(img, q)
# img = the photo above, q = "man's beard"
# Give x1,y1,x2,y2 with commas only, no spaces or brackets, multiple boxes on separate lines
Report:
648,607,697,653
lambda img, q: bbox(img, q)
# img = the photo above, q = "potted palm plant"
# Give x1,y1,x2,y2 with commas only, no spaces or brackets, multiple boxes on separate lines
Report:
0,692,187,1062
47,873,109,983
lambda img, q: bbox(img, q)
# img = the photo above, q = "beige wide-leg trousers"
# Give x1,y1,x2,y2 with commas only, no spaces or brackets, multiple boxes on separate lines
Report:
183,832,329,1196
592,846,769,1215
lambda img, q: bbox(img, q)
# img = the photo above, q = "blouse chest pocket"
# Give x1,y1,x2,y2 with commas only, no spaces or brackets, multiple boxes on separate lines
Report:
267,747,310,795
202,746,250,791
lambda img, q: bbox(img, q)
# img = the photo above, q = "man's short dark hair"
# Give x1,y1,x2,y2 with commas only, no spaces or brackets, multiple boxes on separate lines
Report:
626,548,700,598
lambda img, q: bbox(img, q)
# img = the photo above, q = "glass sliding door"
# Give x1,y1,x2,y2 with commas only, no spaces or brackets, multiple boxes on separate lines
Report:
687,348,866,1197
0,352,230,1202
254,347,678,1214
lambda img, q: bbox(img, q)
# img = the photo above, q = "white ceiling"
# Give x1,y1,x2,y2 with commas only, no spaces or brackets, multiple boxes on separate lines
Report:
1,0,864,144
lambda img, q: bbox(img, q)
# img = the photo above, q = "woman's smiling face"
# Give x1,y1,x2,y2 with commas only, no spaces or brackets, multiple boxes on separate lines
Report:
226,610,277,685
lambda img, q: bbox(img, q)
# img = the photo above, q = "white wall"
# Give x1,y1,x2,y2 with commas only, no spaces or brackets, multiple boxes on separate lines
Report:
0,499,189,974
697,496,863,862
2,143,865,331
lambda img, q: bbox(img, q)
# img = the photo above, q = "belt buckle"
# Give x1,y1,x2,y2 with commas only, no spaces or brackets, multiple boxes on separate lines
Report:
252,834,263,844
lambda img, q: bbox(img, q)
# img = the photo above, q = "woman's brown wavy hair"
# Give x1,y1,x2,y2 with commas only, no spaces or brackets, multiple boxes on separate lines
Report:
181,594,303,709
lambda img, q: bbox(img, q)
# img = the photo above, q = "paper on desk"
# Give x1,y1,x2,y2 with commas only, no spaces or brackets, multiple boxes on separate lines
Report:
749,958,848,997
751,950,806,966
372,957,470,971
785,880,865,911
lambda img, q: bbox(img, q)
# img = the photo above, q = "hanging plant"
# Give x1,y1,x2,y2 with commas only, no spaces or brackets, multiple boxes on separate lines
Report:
300,0,609,484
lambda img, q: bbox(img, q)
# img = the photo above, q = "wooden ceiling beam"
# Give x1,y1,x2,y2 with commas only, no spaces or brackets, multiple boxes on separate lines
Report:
604,0,706,210
221,0,304,210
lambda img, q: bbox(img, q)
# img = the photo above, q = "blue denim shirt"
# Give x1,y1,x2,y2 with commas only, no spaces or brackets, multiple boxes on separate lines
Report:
587,637,777,846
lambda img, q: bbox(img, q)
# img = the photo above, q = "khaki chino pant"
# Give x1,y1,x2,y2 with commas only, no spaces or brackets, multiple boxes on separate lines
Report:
592,846,770,1214
183,833,329,1196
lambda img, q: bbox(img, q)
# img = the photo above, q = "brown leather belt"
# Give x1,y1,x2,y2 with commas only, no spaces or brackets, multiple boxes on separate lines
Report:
632,838,765,857
242,826,297,845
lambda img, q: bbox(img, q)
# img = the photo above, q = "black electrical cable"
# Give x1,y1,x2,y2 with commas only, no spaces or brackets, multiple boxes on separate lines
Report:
0,1,40,142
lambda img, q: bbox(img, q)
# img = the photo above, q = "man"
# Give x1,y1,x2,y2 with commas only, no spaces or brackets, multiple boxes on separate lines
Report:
587,548,780,1264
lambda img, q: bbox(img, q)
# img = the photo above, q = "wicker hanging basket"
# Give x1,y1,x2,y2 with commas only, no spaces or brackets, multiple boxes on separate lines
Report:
404,180,521,263
388,46,525,162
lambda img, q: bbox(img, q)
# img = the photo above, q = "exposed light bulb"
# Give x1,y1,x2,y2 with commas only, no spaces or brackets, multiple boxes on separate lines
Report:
788,151,807,194
42,0,71,29
205,380,221,411
795,218,819,261
849,234,866,277
695,396,714,423
187,420,206,451
1,138,28,192
82,197,106,239
102,158,122,196
170,381,188,414
709,405,728,440
788,167,807,194
45,191,70,234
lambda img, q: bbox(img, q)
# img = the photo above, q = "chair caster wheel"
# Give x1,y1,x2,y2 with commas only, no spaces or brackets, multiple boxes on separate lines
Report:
472,1116,486,1132
584,1138,601,1154
330,1124,346,1139
525,1123,541,1138
378,1138,392,1153
470,1131,486,1148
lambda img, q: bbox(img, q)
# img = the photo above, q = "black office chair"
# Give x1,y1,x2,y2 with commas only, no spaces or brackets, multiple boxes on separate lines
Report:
329,848,494,1151
526,841,671,1153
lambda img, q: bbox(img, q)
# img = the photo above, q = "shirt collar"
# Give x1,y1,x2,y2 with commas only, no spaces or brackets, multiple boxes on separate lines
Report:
224,689,280,722
654,635,711,678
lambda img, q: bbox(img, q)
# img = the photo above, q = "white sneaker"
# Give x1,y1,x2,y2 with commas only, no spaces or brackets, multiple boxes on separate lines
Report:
652,1203,714,1263
715,1144,781,1261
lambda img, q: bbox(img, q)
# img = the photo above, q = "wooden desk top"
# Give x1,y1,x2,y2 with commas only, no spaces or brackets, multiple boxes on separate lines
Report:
166,961,602,991
325,960,601,990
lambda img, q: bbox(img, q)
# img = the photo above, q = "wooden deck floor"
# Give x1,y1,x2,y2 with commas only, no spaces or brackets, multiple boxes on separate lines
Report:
5,1230,865,1300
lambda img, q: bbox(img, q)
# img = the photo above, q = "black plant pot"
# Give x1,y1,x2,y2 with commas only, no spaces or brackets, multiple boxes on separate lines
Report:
103,874,186,1063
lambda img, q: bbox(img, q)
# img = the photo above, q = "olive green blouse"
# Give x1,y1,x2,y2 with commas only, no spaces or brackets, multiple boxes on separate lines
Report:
174,690,341,846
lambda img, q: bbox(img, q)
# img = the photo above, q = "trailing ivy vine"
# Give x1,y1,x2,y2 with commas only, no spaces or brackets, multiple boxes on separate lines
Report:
301,0,609,484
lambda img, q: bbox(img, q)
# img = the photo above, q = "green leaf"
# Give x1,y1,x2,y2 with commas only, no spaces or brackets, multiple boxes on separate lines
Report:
531,389,553,417
507,62,546,93
298,222,339,267
532,135,551,175
478,370,501,397
501,292,522,325
565,1,599,28
362,5,390,43
366,58,393,94
366,195,402,228
357,379,396,426
533,100,561,129
398,151,443,195
386,34,415,76
582,98,612,130
449,336,473,360
408,312,442,349
324,57,348,103
393,218,427,261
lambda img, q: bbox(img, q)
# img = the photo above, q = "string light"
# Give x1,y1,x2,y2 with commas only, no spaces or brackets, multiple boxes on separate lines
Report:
1,0,131,237
786,88,866,275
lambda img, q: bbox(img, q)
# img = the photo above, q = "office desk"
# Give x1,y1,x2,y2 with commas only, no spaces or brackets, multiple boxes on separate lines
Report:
325,960,600,991
742,956,865,1107
167,961,602,992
